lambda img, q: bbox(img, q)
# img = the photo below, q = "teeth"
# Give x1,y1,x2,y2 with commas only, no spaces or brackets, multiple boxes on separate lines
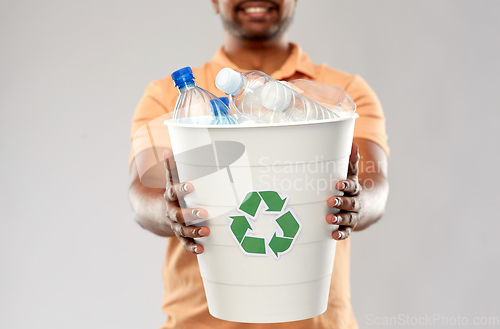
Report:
244,7,268,13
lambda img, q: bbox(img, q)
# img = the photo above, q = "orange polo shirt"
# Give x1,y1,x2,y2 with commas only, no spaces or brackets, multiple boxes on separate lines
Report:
130,43,389,329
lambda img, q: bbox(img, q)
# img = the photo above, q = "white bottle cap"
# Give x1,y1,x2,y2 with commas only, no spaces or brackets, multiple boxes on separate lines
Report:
261,81,292,112
216,68,244,95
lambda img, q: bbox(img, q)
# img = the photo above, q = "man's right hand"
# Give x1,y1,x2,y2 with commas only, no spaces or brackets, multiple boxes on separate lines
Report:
163,150,210,254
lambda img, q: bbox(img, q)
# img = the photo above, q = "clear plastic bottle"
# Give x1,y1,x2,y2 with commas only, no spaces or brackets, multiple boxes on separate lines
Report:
172,67,239,125
288,79,356,118
215,68,338,124
210,97,239,125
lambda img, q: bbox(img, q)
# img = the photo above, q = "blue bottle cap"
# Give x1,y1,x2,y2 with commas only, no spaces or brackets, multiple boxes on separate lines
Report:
209,98,230,117
219,97,230,108
171,67,195,87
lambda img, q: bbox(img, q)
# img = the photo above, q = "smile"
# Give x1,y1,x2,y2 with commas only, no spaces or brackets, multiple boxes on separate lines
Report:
238,1,278,16
244,7,270,13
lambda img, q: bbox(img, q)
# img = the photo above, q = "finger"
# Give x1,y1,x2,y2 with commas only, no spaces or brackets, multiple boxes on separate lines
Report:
182,207,208,223
178,235,204,254
166,167,180,186
163,149,180,185
332,226,353,240
347,142,360,180
327,196,361,212
163,149,177,171
166,204,183,223
166,205,208,224
171,222,210,239
171,223,209,254
335,178,362,195
326,212,359,228
164,182,194,202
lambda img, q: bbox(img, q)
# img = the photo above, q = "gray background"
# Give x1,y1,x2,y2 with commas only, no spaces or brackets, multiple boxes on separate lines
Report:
1,0,499,328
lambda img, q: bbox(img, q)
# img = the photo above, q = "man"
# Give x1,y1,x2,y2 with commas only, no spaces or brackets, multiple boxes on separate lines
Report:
129,0,389,328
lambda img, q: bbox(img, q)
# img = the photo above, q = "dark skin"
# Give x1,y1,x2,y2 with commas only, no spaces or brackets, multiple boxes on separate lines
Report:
128,0,389,253
212,0,295,73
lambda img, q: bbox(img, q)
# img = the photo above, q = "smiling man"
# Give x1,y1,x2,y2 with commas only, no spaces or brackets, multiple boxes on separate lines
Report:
129,1,389,328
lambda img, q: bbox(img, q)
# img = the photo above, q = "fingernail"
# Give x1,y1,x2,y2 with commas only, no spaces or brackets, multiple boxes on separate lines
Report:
192,209,203,219
193,245,199,253
334,215,342,224
337,231,344,240
333,197,340,207
198,228,206,237
167,187,175,200
181,183,189,193
342,182,348,191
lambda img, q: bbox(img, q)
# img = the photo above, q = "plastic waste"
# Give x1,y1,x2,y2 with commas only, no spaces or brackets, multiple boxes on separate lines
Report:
288,79,356,118
215,68,339,124
210,97,239,125
172,67,239,125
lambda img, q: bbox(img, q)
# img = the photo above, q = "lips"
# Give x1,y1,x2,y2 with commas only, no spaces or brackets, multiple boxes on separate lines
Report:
236,1,278,17
244,7,269,13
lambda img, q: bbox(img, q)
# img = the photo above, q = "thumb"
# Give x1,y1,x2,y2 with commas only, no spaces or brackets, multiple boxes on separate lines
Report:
163,149,176,169
347,142,360,179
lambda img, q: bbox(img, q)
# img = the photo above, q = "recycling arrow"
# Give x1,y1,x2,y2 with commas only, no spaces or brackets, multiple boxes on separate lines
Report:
259,191,287,212
241,236,266,254
229,215,252,243
228,189,302,260
276,211,300,238
268,233,293,257
238,191,261,217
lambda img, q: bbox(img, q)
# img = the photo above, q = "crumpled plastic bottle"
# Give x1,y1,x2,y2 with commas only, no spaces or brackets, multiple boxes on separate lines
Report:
288,79,356,118
215,68,339,124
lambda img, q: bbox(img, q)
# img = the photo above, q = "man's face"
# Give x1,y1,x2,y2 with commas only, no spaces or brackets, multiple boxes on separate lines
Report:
214,0,296,42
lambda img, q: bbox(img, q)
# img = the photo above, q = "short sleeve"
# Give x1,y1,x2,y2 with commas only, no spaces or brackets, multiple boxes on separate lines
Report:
129,78,178,158
129,79,177,187
344,75,389,157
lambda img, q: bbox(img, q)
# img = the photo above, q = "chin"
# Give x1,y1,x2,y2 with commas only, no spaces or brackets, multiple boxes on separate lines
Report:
239,26,281,41
222,15,285,42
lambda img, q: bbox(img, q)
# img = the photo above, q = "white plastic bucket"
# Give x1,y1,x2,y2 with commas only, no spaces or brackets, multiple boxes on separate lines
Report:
165,116,356,323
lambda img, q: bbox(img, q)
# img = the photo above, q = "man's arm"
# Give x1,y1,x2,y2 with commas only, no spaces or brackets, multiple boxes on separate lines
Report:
353,138,389,230
129,159,173,237
128,151,210,253
326,138,389,239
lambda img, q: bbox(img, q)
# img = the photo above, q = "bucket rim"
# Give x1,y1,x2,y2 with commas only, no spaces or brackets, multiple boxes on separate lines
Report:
164,114,358,129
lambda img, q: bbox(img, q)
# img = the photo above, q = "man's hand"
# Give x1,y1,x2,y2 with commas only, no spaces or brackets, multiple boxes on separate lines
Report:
326,139,389,240
128,148,211,254
326,143,361,240
163,150,210,254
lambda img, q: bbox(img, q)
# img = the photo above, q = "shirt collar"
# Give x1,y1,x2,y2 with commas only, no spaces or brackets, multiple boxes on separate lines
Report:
210,42,317,80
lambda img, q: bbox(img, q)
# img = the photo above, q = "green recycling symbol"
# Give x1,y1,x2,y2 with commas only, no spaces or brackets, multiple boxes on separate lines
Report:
228,190,302,260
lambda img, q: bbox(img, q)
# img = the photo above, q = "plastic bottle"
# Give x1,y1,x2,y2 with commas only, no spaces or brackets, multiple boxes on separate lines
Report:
215,68,338,124
210,97,239,125
288,79,356,118
171,67,239,125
